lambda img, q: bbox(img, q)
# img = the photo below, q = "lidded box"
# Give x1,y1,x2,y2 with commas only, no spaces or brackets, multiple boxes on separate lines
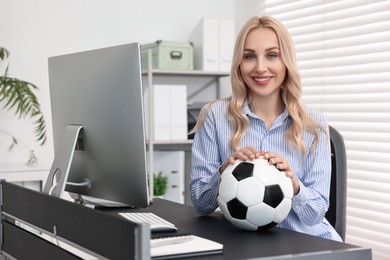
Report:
141,40,194,70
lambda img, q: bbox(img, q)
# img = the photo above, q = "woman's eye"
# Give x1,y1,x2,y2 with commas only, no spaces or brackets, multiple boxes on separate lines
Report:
267,52,278,59
244,53,256,61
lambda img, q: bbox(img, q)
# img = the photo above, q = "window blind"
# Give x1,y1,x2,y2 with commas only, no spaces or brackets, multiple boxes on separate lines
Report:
263,1,390,259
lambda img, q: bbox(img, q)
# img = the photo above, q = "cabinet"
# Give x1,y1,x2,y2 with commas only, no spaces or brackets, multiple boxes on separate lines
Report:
0,163,50,191
142,49,229,204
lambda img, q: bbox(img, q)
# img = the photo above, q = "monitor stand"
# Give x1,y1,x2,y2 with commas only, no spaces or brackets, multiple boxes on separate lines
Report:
43,124,132,209
43,125,88,198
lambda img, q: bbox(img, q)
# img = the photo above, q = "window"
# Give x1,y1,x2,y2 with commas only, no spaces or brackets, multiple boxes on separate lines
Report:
264,1,390,259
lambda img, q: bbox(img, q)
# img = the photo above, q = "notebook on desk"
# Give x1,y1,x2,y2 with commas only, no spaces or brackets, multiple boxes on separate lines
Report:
119,211,223,258
151,233,223,259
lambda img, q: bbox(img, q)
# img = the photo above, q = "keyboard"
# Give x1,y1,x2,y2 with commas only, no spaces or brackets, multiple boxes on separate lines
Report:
151,233,192,247
119,212,177,232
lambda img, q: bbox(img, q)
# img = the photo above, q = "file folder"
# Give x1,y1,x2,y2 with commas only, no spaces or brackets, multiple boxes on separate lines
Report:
144,84,187,141
189,17,219,71
219,18,235,72
189,17,235,72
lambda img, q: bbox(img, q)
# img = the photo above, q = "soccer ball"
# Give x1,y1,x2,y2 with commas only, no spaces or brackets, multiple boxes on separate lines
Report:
217,158,293,231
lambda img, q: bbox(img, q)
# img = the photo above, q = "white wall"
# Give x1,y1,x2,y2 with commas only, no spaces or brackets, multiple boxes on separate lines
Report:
234,0,265,33
0,0,235,165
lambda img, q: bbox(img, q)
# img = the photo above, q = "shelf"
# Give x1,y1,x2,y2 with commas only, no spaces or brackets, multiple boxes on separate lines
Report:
150,139,192,145
143,52,228,203
149,140,193,151
142,69,229,77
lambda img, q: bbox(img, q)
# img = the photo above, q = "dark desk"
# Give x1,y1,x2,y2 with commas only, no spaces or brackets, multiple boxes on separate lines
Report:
0,182,371,259
105,198,371,260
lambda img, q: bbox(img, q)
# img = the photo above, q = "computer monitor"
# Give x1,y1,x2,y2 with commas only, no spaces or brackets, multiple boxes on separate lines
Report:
43,43,149,208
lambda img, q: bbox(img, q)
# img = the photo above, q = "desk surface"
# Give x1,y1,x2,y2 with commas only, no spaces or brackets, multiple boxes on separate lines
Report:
103,198,371,260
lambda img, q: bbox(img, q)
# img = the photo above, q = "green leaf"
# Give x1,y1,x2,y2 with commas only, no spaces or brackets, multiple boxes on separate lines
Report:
0,74,47,145
153,171,168,196
0,47,9,60
9,137,18,151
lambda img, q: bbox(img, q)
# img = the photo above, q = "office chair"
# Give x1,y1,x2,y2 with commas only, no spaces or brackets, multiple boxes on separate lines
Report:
325,125,347,241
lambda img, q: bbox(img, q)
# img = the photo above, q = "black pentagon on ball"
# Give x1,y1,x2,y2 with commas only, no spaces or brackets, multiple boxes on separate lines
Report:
227,198,248,219
263,184,284,208
257,222,278,231
232,162,254,181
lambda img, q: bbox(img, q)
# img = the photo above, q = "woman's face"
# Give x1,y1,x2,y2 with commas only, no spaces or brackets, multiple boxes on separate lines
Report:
239,27,287,100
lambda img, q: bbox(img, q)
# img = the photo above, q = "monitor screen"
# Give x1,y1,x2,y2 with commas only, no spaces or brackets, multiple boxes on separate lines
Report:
43,43,149,208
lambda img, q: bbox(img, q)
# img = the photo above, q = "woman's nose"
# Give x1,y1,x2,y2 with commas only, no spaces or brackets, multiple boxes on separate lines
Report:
255,58,267,73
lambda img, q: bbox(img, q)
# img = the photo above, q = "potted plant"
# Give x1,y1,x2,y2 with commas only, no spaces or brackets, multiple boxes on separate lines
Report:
153,171,168,197
0,47,47,165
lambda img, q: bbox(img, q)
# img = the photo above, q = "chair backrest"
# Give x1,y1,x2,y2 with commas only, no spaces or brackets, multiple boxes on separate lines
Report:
325,125,347,241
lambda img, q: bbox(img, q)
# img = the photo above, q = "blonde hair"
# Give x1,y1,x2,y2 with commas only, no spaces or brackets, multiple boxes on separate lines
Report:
192,16,323,155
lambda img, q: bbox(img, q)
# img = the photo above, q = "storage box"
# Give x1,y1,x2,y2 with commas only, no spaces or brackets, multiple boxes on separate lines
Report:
141,40,194,70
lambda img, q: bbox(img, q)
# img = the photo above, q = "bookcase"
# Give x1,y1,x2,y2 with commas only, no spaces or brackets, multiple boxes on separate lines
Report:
142,49,229,204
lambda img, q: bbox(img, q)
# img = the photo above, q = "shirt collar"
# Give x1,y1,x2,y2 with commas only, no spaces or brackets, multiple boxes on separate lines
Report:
243,100,289,119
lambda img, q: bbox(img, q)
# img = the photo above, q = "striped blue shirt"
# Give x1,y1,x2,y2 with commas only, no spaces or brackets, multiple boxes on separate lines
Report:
190,98,342,241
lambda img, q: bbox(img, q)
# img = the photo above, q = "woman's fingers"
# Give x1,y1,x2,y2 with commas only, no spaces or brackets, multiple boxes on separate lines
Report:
263,152,289,169
232,146,260,161
262,151,300,195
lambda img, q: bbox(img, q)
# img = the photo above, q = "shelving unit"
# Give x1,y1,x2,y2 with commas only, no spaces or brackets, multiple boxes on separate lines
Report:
0,163,50,191
142,49,229,204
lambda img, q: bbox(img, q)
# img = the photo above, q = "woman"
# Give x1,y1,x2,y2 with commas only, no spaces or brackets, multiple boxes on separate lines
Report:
189,16,342,242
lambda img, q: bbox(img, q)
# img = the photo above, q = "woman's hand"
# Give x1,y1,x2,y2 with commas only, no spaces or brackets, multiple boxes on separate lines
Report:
220,148,300,196
261,151,300,195
219,146,261,174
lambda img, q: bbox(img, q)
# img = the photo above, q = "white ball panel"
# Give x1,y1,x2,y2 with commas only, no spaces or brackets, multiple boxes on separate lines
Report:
218,173,238,202
236,177,265,207
273,198,292,223
252,159,281,185
231,218,258,231
278,174,293,199
217,196,232,222
246,203,275,227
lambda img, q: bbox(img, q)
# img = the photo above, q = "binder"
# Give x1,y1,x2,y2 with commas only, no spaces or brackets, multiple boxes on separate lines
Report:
170,84,188,140
189,17,219,71
154,84,172,140
144,84,187,141
144,84,171,140
219,18,235,72
189,17,235,72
